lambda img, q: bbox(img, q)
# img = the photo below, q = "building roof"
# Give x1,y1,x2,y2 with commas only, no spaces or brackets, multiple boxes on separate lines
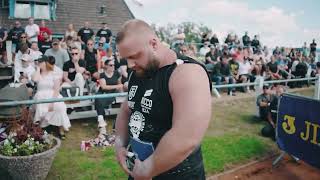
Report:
0,0,135,35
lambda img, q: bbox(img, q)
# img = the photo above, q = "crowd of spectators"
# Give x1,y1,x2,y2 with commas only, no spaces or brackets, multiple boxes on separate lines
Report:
177,31,320,96
0,18,128,138
0,18,319,139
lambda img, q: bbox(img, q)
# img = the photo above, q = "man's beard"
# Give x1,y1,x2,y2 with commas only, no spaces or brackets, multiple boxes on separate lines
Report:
135,56,160,78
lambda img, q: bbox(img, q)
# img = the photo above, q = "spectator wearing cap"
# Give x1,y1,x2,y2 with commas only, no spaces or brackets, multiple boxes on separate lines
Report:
256,84,276,121
32,55,71,139
38,20,52,43
77,22,95,45
45,39,70,69
96,22,113,44
14,54,35,86
62,46,86,96
15,43,39,70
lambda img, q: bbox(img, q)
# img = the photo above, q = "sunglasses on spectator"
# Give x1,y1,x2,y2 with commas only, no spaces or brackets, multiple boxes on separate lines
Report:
107,64,115,67
87,43,93,46
20,36,26,39
52,43,59,46
71,53,79,56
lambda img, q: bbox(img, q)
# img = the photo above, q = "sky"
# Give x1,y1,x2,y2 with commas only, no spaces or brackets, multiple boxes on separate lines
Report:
124,0,320,48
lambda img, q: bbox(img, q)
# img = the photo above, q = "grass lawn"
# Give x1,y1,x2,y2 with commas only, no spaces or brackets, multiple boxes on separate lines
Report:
1,88,315,179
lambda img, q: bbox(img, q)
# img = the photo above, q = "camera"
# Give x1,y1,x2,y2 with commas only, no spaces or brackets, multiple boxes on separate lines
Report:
126,151,136,171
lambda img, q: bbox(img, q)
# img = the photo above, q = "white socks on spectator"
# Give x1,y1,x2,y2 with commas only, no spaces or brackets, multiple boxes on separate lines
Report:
97,115,107,128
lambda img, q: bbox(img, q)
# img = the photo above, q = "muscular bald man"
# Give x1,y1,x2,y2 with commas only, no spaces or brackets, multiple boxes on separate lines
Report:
115,19,212,180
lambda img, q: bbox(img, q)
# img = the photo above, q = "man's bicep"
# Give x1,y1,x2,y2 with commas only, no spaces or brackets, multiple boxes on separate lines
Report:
169,64,211,139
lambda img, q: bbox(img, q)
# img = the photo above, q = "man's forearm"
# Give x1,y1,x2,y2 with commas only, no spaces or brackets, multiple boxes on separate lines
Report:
115,102,130,148
146,129,199,177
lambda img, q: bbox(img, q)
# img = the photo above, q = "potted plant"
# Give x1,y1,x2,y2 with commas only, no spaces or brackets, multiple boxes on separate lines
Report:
0,108,61,180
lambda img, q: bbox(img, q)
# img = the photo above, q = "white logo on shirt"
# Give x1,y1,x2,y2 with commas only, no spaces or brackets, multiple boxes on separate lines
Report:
144,89,153,97
141,97,152,114
129,111,145,139
129,85,138,100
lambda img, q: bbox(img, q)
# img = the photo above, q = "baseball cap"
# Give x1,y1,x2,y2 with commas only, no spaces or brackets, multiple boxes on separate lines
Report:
52,38,60,45
21,54,32,62
263,84,270,89
36,55,49,63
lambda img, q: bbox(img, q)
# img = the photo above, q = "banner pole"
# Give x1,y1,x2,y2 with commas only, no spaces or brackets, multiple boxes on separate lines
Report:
314,75,320,100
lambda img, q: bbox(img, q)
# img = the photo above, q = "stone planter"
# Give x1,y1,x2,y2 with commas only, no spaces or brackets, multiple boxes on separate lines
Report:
0,136,61,180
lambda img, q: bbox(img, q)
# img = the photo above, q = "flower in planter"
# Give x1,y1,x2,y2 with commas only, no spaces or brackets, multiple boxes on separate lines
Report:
0,108,55,156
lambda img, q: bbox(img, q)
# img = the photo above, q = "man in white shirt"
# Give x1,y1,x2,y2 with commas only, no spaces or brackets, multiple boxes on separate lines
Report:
25,17,40,43
238,58,253,92
30,42,43,59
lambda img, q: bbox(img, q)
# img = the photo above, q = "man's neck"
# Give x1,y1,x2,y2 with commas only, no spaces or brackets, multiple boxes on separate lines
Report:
159,49,177,68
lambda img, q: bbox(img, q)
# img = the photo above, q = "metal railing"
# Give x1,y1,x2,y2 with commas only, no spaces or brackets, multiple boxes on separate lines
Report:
0,76,319,107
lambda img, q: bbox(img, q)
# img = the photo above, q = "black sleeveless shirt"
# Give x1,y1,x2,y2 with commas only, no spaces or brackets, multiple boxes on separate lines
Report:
127,56,211,146
127,56,211,178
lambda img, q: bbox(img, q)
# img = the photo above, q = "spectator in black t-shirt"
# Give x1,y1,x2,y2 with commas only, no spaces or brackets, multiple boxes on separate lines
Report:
251,35,260,53
310,39,317,58
95,59,123,135
8,21,25,56
78,22,95,45
266,55,281,80
62,47,86,96
96,22,113,44
15,33,31,53
261,86,284,140
0,26,8,55
38,31,52,54
210,34,219,46
242,31,251,47
212,54,235,95
82,39,100,80
205,46,219,72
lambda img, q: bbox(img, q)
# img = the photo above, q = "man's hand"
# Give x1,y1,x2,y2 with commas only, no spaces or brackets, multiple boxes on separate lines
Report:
115,147,131,175
130,158,153,180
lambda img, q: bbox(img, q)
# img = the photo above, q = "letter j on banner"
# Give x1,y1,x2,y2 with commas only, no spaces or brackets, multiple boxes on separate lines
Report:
277,94,320,168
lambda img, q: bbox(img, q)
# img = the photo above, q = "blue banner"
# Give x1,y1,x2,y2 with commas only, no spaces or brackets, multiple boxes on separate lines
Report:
277,94,320,168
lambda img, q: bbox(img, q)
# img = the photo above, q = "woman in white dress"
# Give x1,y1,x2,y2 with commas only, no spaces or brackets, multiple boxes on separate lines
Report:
32,55,71,139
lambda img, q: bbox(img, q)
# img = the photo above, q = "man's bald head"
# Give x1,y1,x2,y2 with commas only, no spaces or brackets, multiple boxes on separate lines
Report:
116,19,157,44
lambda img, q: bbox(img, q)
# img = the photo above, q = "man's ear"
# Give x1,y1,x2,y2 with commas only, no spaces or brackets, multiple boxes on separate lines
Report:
149,38,158,51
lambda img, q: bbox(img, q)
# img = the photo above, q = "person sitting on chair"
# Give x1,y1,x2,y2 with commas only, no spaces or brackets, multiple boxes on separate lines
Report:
95,59,123,136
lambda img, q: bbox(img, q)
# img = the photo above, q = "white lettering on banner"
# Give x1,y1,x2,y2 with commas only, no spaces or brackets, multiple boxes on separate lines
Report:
129,85,138,100
128,101,135,109
129,111,145,139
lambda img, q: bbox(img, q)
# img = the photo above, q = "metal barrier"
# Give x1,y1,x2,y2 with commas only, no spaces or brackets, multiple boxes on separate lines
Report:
212,76,320,100
0,92,127,107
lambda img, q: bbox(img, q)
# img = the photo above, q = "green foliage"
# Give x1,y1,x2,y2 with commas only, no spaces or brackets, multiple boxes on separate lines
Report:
0,134,52,156
0,108,54,156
